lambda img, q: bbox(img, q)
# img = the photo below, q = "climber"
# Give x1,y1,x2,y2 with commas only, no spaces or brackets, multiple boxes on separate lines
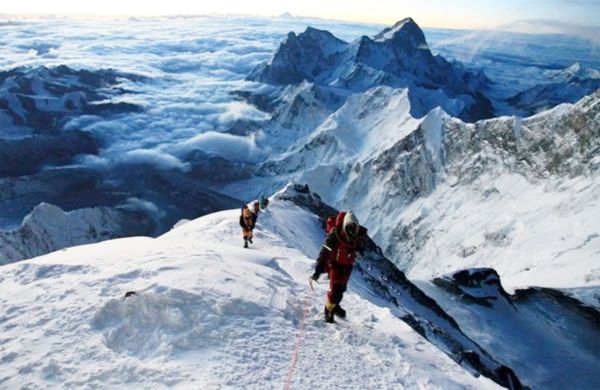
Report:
259,196,269,210
311,211,367,323
239,201,261,248
240,204,254,248
251,200,260,225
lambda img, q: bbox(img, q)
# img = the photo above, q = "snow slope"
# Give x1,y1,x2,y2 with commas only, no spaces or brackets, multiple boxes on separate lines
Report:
0,191,500,389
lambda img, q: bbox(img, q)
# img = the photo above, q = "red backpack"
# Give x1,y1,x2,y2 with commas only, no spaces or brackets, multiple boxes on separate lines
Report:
325,211,346,234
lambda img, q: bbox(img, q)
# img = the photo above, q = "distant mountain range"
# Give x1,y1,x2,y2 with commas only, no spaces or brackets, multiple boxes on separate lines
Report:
507,62,600,115
249,18,493,122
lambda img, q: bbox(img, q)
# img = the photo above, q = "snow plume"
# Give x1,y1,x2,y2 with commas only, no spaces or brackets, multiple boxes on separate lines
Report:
120,197,165,219
73,154,111,170
426,23,600,95
428,23,600,67
217,101,271,125
499,19,600,45
118,149,190,172
171,131,267,163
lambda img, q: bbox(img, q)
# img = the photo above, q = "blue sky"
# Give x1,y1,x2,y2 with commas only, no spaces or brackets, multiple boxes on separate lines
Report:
2,0,599,29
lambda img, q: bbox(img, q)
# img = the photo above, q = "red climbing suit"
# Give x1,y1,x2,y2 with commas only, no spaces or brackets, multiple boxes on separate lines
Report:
317,212,366,305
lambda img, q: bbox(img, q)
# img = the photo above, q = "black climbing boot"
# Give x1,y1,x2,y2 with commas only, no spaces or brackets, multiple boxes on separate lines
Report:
324,305,335,323
333,305,346,319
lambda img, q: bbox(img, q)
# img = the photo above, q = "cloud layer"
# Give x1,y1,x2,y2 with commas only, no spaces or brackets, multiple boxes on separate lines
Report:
0,15,385,170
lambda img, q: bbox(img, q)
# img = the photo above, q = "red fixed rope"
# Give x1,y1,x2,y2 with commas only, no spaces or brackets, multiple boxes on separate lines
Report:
284,285,314,390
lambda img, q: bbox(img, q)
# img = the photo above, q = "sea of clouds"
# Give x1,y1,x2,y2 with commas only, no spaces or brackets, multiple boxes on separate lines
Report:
0,15,385,172
0,14,598,173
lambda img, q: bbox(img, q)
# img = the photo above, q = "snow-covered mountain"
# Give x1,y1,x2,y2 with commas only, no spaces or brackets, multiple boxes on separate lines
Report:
365,91,600,287
507,62,600,115
2,17,598,265
2,184,598,389
0,186,499,389
248,18,494,121
0,65,143,137
226,84,599,300
0,203,154,265
1,14,599,389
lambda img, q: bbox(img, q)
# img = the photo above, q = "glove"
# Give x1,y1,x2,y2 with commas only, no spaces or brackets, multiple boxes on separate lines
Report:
310,272,320,281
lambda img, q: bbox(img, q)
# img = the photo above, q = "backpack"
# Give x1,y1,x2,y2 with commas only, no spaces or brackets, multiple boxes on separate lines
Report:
325,211,346,234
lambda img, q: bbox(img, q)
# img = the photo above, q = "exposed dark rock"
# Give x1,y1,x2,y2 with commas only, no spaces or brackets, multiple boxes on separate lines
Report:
433,268,513,307
185,149,254,182
0,130,99,177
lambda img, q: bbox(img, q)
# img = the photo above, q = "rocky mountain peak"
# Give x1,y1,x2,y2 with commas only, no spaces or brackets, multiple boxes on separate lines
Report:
545,62,600,82
281,26,346,55
248,19,493,120
373,17,427,48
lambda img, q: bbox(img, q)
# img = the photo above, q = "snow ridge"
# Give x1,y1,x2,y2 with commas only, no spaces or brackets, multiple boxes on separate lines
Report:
0,186,505,389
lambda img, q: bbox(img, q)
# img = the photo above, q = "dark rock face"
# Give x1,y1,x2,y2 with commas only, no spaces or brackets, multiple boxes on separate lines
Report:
433,268,512,307
185,150,254,182
0,131,99,177
276,184,524,390
248,18,493,121
248,27,347,86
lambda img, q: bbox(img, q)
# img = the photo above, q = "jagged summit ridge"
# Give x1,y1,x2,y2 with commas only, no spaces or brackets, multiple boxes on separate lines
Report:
255,26,346,85
373,17,426,46
248,18,493,121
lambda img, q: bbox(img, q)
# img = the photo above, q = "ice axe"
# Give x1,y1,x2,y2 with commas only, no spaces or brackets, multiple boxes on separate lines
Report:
309,276,325,293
